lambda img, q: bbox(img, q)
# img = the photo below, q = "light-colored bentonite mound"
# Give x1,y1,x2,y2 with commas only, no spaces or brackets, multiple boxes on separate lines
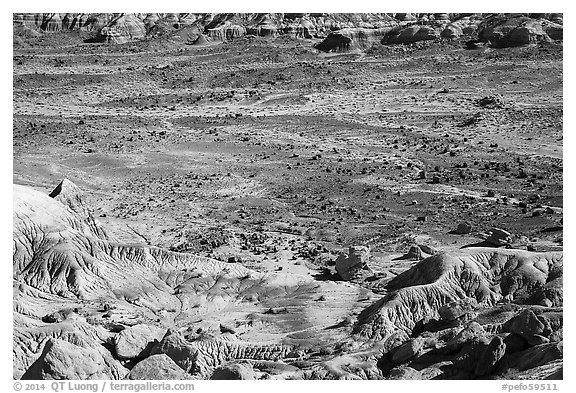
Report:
356,249,562,340
97,14,146,44
13,182,372,379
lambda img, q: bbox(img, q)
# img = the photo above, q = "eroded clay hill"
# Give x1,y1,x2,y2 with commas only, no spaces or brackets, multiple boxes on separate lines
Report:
13,13,562,49
13,181,562,379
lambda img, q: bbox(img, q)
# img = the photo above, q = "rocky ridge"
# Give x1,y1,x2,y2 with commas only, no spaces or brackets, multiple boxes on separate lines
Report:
13,13,563,49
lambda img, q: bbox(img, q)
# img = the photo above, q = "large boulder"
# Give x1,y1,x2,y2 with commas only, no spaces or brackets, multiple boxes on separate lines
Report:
114,324,167,360
391,338,424,364
503,309,545,342
210,362,256,380
446,322,486,352
128,354,192,380
22,338,127,380
452,340,490,375
335,245,372,280
504,333,530,355
503,342,563,372
486,228,513,246
150,331,199,374
475,336,506,376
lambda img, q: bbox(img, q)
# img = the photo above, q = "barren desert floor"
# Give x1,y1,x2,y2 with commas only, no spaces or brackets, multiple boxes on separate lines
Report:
13,29,563,380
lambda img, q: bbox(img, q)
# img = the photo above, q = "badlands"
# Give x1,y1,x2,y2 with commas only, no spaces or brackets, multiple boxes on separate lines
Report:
13,13,563,380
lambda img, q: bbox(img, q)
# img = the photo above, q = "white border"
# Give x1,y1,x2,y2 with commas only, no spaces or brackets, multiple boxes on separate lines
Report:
3,2,572,390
